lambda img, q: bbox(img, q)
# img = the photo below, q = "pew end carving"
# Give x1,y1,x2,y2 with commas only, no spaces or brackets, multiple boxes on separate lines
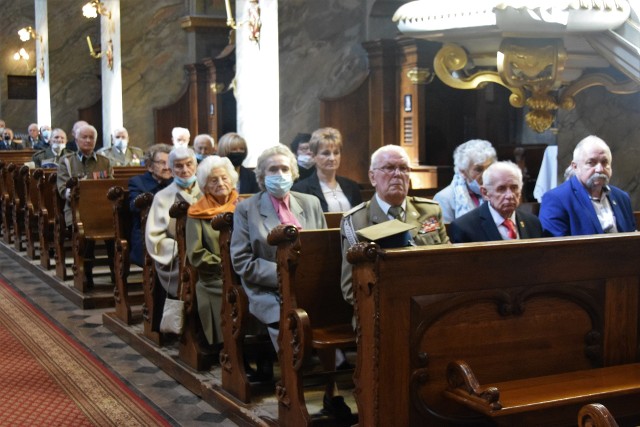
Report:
108,185,133,324
52,172,69,280
578,403,620,427
269,224,356,427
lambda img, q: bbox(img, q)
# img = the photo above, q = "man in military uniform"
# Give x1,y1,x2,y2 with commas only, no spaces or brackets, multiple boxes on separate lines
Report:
57,124,113,288
97,127,144,166
340,144,449,305
32,128,74,167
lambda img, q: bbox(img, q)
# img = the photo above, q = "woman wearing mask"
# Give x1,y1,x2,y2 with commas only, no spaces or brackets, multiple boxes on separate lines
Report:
230,144,326,349
433,139,497,223
186,156,239,348
292,127,361,212
146,146,202,312
217,132,261,194
290,133,315,181
32,128,74,167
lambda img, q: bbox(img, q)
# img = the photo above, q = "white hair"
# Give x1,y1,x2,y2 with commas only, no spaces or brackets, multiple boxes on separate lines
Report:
172,127,190,139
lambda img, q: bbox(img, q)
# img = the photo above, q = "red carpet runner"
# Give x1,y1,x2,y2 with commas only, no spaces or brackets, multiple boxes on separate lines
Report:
0,278,171,426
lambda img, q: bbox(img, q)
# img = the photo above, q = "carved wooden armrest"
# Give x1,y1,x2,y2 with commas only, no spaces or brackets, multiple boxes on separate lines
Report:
211,211,233,231
283,308,313,371
267,223,298,246
578,403,619,427
445,360,502,412
346,241,379,264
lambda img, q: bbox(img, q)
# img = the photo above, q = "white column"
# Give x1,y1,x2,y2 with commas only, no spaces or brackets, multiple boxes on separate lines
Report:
101,0,123,148
35,0,51,126
236,0,279,167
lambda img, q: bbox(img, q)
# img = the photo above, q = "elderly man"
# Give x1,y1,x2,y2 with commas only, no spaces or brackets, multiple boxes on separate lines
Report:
32,128,74,167
56,124,113,288
193,134,215,163
97,127,144,166
65,120,89,152
449,161,543,243
128,144,173,267
341,145,449,305
539,135,636,236
171,127,190,147
25,123,40,149
34,124,52,150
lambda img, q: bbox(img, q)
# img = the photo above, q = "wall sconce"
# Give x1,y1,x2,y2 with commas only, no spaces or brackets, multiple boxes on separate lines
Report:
13,48,36,75
224,0,261,47
18,26,41,42
83,0,111,19
86,36,113,70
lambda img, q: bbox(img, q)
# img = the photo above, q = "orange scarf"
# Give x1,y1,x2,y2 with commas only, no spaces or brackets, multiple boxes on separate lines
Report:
187,189,239,219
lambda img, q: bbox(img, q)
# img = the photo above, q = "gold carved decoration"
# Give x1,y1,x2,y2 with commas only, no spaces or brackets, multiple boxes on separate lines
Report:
433,40,639,133
407,67,434,85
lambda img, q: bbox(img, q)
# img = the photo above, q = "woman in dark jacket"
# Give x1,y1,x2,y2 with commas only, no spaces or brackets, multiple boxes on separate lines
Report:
292,127,361,212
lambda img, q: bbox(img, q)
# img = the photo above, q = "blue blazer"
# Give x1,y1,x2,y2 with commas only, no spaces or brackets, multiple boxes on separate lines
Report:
449,201,543,243
127,171,172,266
539,175,636,237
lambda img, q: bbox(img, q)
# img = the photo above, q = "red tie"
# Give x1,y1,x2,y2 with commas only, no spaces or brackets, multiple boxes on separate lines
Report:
503,218,517,239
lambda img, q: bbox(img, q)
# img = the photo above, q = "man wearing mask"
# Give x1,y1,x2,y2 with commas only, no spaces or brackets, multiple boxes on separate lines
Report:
217,132,260,194
34,125,52,150
0,128,15,150
193,134,215,163
32,128,74,167
171,127,191,147
97,127,143,166
290,132,315,181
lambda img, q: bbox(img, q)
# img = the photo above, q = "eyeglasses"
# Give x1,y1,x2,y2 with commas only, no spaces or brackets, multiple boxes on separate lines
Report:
374,165,411,175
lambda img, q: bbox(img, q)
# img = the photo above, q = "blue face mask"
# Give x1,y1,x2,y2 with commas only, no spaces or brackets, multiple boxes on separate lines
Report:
264,174,293,198
195,153,208,162
467,179,481,195
174,175,197,189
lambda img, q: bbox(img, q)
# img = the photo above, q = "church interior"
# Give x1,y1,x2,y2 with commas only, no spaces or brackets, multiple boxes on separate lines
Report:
1,0,640,425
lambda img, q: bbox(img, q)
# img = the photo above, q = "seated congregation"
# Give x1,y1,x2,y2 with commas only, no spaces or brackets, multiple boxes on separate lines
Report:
1,124,639,427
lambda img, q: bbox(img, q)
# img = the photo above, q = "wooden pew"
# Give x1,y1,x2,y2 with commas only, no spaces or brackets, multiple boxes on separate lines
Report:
107,185,135,324
135,192,163,346
170,201,216,371
212,211,253,402
10,163,27,251
0,151,36,241
578,403,619,427
68,177,128,292
52,173,70,280
113,166,146,179
268,225,356,427
324,211,343,229
347,233,640,427
34,168,57,269
22,166,39,258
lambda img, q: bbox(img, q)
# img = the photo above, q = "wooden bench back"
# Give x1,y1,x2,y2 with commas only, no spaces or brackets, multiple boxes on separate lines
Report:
70,178,129,239
113,166,146,179
324,211,343,229
347,234,640,427
0,150,36,165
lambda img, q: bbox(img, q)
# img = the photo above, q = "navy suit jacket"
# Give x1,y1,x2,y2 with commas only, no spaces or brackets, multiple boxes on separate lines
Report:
238,166,261,194
128,171,172,266
539,175,636,237
449,201,543,243
292,171,362,212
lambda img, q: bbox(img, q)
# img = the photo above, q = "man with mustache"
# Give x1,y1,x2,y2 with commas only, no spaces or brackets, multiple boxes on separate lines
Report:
539,135,636,236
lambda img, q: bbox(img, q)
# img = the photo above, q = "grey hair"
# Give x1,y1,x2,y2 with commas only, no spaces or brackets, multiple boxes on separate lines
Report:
453,139,497,173
572,135,611,164
144,143,172,166
78,124,98,139
172,127,190,139
254,144,299,191
112,127,128,138
482,160,523,189
194,134,214,146
196,155,238,190
370,145,410,170
168,146,196,169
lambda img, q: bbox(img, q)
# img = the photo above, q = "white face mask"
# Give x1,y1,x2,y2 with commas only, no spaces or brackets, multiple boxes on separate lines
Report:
297,154,315,169
114,138,128,151
51,143,62,154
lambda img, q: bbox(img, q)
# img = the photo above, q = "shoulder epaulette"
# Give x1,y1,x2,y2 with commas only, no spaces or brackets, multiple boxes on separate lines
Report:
343,201,366,217
411,196,439,204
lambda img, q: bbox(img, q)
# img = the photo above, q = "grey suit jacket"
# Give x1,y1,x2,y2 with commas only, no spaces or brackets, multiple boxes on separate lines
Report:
230,191,327,325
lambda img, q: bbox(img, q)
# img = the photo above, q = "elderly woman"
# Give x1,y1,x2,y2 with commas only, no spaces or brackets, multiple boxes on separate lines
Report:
186,156,239,346
146,146,202,304
292,127,362,212
230,145,326,348
217,132,261,194
433,139,497,223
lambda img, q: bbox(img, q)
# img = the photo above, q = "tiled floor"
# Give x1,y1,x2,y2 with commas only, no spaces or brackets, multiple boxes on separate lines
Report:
0,242,238,427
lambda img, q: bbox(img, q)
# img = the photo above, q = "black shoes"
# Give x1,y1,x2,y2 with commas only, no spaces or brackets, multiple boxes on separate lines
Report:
322,393,355,423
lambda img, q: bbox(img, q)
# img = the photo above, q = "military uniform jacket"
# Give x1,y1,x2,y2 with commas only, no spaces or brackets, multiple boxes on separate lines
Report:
97,146,144,166
32,147,74,167
340,196,449,305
